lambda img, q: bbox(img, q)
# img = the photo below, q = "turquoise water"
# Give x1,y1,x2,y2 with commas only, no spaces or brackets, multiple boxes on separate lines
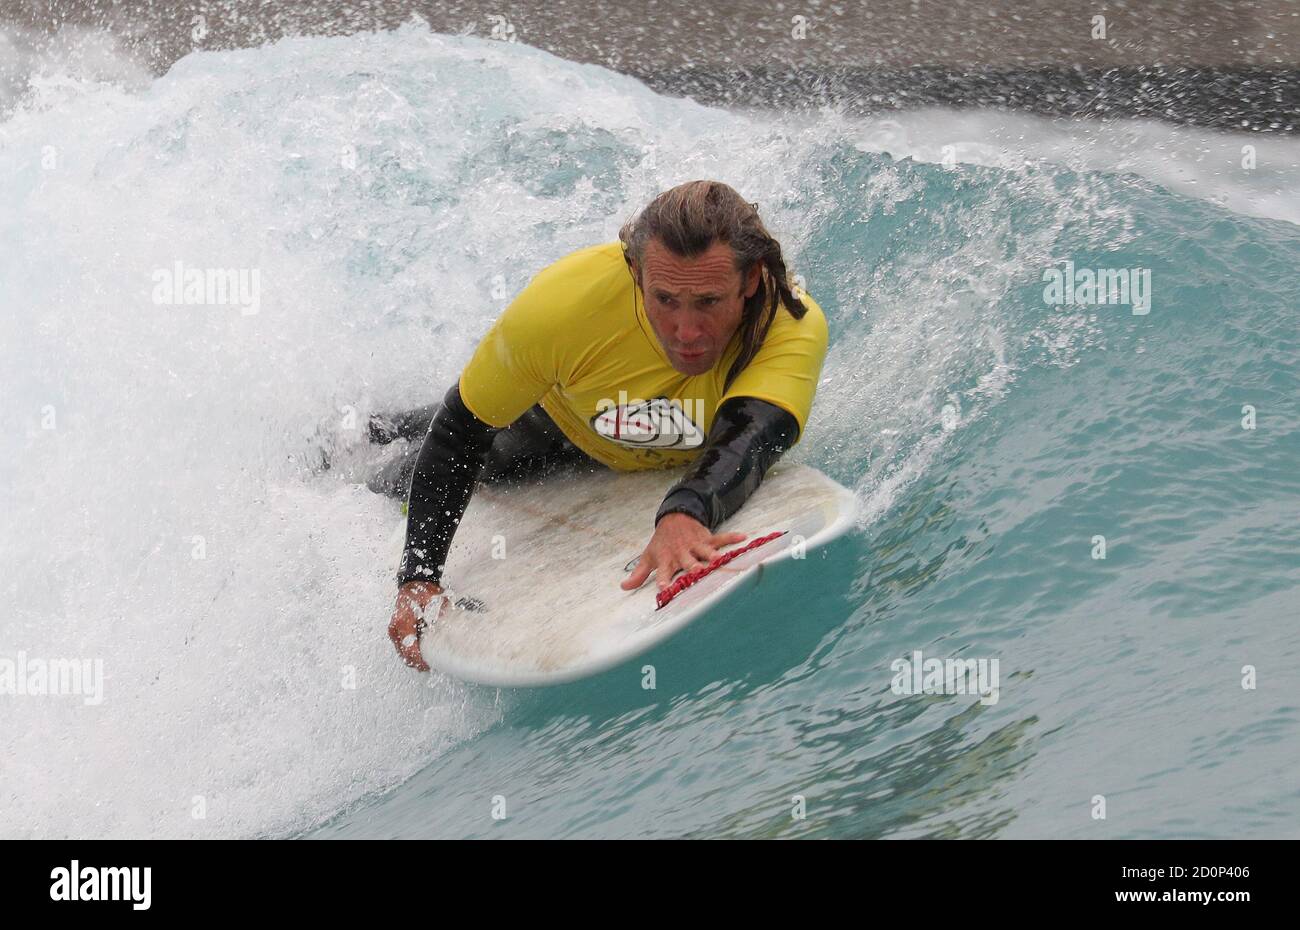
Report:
1,22,1296,839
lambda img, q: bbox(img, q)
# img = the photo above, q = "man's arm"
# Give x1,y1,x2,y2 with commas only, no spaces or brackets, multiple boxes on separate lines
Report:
654,395,800,531
396,382,503,588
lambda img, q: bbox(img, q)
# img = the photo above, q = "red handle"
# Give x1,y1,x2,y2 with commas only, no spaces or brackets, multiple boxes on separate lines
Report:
655,531,787,610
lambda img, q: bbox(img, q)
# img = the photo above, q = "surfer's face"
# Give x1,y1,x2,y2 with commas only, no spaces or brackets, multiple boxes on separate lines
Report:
637,238,761,376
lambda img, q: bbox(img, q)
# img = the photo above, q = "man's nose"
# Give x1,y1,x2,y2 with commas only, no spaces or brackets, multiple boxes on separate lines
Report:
674,317,704,344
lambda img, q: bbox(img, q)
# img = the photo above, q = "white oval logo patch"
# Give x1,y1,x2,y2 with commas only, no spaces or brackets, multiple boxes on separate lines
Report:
590,396,705,449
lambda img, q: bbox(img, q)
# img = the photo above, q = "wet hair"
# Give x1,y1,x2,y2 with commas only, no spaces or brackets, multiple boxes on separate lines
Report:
619,180,807,392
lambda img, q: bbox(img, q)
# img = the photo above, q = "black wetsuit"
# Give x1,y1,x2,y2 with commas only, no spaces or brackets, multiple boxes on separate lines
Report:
379,383,799,589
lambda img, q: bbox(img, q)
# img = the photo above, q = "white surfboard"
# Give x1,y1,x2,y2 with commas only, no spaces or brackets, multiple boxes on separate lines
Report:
388,462,856,687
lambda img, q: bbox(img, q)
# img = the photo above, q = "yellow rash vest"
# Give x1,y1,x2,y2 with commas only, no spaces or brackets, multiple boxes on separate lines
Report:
457,241,829,472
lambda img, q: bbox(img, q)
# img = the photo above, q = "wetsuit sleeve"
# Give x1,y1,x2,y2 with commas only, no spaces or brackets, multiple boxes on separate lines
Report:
654,396,800,531
396,382,502,587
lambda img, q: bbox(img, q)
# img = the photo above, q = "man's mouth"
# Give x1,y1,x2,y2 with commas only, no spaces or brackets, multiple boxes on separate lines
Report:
677,348,706,361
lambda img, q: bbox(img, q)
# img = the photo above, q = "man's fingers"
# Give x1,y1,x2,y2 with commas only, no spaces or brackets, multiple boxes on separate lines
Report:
388,600,433,673
625,529,745,594
693,533,746,565
621,554,653,590
389,622,425,671
694,539,732,563
402,641,429,672
657,553,712,590
655,558,684,590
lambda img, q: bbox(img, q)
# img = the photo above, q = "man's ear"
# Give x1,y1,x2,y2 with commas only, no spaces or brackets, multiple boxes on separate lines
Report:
743,262,762,299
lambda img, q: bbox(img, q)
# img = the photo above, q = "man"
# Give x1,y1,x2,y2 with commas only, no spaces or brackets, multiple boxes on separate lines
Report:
382,180,829,670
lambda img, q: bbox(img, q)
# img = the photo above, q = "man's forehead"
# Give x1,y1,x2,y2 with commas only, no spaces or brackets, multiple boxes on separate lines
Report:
641,241,739,286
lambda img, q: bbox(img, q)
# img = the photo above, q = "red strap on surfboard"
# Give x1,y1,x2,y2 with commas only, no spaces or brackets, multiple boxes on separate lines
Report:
654,530,787,610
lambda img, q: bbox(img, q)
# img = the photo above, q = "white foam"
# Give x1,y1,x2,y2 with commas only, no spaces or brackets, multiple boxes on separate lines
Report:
0,22,150,116
813,106,1300,227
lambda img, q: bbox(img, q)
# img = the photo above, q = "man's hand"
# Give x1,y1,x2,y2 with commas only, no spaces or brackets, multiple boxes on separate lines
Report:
388,581,446,672
621,513,746,592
